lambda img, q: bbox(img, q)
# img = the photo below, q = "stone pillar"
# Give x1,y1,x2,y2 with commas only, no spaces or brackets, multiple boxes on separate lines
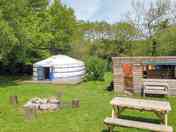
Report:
133,64,143,93
113,63,124,93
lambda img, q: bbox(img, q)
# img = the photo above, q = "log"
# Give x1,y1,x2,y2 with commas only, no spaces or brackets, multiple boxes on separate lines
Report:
9,96,18,105
24,107,37,120
72,99,80,108
56,92,64,98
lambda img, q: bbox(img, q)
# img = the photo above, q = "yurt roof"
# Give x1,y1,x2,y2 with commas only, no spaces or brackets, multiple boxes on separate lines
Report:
34,55,84,67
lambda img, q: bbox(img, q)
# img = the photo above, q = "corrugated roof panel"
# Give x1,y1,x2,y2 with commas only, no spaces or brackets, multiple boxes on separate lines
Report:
143,61,176,65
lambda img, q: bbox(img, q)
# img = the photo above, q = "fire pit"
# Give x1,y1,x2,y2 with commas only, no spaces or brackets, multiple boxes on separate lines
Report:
24,97,60,111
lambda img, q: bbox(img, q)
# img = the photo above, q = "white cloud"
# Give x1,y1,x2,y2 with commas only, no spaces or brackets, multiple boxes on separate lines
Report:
90,0,133,23
61,0,100,21
61,0,163,23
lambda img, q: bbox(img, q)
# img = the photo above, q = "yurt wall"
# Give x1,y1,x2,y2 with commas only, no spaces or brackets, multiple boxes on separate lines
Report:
33,67,45,80
33,67,38,80
52,65,85,84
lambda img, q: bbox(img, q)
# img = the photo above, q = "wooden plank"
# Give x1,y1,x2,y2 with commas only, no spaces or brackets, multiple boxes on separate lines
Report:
144,90,168,95
104,117,173,132
145,86,166,90
144,82,169,88
110,97,171,112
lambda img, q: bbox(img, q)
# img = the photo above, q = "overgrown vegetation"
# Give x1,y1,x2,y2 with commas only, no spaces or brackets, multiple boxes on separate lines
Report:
85,56,107,81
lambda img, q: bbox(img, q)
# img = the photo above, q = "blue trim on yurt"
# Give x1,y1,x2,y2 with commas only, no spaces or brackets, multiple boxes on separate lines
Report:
49,68,54,80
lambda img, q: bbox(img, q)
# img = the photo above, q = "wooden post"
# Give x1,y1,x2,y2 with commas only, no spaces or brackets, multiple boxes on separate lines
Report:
108,125,113,132
9,96,18,105
24,107,37,120
72,99,80,108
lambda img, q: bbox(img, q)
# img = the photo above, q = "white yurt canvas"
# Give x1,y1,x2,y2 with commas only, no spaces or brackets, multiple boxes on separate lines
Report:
33,55,86,84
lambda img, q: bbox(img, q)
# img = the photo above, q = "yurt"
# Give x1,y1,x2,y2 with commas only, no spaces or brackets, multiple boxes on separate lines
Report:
33,55,86,84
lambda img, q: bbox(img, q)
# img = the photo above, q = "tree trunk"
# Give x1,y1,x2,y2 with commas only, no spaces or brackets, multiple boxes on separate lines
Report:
151,39,157,56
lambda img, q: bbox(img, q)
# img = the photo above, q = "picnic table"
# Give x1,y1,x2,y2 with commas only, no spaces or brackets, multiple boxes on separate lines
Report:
110,97,171,127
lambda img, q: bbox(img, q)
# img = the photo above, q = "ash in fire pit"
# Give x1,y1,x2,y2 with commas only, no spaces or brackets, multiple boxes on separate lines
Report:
24,97,60,111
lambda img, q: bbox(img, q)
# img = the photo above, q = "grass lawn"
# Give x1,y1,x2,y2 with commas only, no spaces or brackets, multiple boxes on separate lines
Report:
0,73,175,132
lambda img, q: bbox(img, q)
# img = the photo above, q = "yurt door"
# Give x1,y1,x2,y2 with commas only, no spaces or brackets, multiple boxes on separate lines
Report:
37,67,45,80
44,67,50,79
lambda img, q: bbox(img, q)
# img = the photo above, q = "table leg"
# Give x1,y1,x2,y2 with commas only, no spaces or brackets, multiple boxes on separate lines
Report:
112,105,117,118
154,112,165,125
156,112,168,127
164,114,168,127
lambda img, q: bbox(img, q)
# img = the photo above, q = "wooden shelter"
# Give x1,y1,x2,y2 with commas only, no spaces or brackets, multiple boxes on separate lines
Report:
112,56,176,95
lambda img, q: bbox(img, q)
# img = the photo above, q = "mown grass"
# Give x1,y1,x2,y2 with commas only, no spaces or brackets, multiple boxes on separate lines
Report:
0,73,175,132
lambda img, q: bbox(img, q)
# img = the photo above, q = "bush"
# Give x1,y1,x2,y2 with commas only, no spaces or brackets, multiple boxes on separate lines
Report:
85,56,107,81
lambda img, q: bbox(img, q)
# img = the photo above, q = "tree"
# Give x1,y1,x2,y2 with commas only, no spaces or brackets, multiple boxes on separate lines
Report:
155,25,176,56
0,12,18,64
46,0,77,54
112,22,138,56
0,0,77,74
27,0,48,12
127,0,172,56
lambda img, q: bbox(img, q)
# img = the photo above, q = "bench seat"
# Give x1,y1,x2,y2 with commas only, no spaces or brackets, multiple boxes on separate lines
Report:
144,89,168,94
143,82,168,96
145,86,166,90
104,117,173,132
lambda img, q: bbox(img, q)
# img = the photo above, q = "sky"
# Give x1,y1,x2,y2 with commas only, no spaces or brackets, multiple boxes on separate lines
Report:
60,0,157,24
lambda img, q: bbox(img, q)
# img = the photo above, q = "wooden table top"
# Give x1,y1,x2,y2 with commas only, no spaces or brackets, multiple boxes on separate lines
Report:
111,97,171,113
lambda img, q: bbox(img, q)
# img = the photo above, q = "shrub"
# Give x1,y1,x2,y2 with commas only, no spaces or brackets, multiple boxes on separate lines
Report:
85,56,107,81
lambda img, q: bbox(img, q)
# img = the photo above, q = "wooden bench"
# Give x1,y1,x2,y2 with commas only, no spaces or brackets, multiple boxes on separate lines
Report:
104,117,173,132
143,82,169,96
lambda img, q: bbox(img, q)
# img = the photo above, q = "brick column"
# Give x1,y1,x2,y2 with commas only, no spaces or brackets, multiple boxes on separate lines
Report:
133,64,143,93
113,64,124,93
